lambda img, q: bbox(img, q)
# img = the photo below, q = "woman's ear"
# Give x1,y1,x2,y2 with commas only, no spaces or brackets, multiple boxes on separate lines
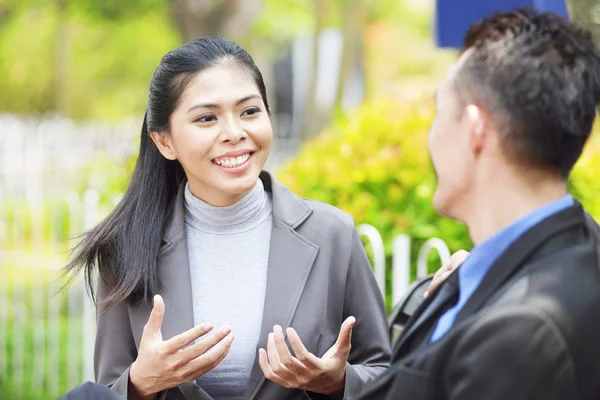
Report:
150,131,177,160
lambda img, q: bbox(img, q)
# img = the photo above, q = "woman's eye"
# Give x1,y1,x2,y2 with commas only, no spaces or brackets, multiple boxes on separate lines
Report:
196,115,216,123
242,107,261,117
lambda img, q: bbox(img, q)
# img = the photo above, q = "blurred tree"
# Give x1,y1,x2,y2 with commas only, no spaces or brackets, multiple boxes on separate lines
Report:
166,0,261,42
333,0,364,114
0,0,434,121
54,0,68,115
72,0,164,19
0,0,178,119
300,0,326,140
253,0,431,138
566,0,600,45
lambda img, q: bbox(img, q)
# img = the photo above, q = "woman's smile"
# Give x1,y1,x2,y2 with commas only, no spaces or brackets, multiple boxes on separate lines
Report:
212,149,255,174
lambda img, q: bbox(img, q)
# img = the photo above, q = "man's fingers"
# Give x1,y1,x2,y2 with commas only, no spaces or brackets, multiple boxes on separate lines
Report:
333,316,355,352
144,295,165,335
185,333,234,378
286,328,320,368
164,322,215,353
179,326,232,363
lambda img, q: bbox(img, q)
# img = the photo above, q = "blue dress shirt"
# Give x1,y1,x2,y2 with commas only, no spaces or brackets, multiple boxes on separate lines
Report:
430,194,575,342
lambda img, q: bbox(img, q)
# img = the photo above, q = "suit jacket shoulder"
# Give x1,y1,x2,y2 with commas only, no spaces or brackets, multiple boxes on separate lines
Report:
354,204,600,400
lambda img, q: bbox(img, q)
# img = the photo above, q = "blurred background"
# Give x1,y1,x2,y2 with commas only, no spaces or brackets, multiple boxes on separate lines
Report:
1,0,600,398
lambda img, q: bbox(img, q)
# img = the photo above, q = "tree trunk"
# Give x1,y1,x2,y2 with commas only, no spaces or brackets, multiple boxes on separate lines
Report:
301,0,325,140
166,0,261,43
566,0,600,45
54,0,69,115
333,0,364,114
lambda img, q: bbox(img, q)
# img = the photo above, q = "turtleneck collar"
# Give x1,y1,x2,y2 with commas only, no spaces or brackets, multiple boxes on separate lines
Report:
184,179,272,234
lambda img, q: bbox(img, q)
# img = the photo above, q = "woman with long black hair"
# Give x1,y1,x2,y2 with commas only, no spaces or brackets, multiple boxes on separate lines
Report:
66,37,390,400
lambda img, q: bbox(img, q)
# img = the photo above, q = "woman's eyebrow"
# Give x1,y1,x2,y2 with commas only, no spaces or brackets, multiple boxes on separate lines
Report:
186,94,263,113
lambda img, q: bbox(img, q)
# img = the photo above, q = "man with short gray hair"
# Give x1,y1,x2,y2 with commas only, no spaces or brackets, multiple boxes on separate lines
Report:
355,8,600,400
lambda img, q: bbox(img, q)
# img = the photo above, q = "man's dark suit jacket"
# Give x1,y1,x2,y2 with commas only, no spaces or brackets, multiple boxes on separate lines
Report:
353,202,600,400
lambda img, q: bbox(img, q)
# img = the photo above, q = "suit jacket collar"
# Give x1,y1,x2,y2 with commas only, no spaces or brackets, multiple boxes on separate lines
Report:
392,270,459,359
454,202,585,323
393,202,586,361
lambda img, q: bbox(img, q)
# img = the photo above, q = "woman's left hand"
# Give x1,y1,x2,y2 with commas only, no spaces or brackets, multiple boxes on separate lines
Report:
258,316,355,397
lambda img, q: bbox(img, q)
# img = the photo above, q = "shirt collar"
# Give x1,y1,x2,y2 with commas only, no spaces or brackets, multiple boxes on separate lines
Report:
458,194,575,302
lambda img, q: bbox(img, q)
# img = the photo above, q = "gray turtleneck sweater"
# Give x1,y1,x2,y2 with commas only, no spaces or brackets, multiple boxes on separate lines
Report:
184,179,273,400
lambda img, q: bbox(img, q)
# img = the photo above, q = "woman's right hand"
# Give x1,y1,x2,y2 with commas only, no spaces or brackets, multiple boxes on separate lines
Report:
128,295,234,400
424,250,470,298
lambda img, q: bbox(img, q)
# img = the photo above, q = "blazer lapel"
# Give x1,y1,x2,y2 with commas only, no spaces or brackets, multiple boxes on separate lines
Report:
157,183,213,400
244,172,319,400
157,182,195,342
454,202,585,325
392,271,459,359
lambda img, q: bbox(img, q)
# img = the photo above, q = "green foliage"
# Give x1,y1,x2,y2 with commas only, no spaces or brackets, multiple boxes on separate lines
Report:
252,0,433,56
0,1,178,120
0,274,84,400
71,0,165,21
570,128,600,217
0,0,437,118
364,0,431,36
0,197,76,252
277,96,600,307
277,96,470,307
78,153,137,210
252,0,316,49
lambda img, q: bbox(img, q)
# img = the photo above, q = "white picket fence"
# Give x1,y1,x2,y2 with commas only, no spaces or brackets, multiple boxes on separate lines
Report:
0,113,301,202
0,188,103,397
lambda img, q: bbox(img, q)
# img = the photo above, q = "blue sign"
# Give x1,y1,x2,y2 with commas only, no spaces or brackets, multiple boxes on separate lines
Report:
436,0,569,48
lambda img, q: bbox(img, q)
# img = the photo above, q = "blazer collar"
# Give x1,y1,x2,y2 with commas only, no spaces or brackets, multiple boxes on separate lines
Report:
161,170,312,244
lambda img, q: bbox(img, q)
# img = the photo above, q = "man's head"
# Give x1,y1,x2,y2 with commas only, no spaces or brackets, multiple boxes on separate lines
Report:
429,9,600,219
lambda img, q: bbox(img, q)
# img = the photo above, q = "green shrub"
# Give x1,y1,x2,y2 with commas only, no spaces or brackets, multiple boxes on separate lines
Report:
277,96,600,307
570,131,600,217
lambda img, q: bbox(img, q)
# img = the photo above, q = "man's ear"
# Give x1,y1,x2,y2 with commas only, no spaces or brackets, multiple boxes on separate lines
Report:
466,104,489,156
150,131,177,160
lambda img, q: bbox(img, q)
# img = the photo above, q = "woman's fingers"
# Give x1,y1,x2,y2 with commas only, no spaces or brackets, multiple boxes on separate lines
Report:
258,348,290,387
142,295,165,338
273,325,306,374
425,250,470,298
178,325,232,364
286,328,320,368
164,323,215,353
184,333,235,379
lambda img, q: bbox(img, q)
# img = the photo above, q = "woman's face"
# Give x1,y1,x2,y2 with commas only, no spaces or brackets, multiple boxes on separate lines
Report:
151,62,272,206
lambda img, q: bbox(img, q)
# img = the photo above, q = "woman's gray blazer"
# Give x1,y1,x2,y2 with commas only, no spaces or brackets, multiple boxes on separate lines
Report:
94,171,391,399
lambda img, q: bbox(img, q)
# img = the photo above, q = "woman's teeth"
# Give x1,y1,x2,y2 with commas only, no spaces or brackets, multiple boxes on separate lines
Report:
213,153,251,168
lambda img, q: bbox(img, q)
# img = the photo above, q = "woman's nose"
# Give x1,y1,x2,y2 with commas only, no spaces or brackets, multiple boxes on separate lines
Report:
221,119,246,143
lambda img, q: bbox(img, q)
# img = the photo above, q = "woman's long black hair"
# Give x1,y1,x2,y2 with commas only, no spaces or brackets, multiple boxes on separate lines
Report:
64,37,269,310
